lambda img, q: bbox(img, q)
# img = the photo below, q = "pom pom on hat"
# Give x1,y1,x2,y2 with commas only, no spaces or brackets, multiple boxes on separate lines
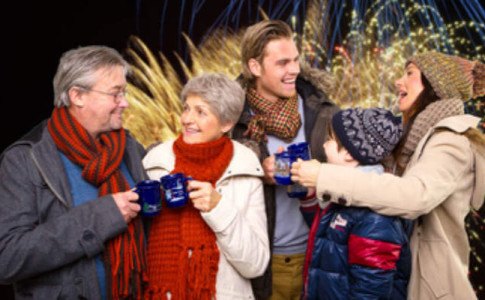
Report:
332,107,402,165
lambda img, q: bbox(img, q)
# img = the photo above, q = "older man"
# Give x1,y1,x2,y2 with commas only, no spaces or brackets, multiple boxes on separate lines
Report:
0,45,147,299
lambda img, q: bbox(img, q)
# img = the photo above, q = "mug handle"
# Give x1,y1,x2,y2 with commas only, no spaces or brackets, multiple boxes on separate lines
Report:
183,176,193,198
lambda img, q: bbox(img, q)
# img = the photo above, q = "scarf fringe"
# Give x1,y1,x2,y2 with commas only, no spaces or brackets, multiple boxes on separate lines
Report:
188,245,218,300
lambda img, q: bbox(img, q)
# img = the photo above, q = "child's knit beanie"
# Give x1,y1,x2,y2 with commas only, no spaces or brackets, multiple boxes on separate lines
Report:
332,107,402,165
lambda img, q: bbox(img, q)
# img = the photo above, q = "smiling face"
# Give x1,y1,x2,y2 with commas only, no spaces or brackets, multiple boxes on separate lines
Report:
69,66,128,139
249,38,300,102
181,94,233,144
395,63,425,114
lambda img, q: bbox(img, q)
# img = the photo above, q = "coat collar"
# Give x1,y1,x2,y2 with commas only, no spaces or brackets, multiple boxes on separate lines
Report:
18,122,146,207
433,114,480,133
143,139,264,183
28,123,72,206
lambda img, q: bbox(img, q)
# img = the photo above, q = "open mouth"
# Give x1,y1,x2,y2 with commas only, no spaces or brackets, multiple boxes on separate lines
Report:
398,91,408,100
282,79,296,84
282,79,297,92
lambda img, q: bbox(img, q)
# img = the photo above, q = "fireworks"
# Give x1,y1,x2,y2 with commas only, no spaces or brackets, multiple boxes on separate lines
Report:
124,0,484,294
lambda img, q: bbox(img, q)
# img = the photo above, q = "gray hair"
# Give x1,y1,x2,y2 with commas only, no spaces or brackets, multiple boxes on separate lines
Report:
52,45,130,107
181,73,245,125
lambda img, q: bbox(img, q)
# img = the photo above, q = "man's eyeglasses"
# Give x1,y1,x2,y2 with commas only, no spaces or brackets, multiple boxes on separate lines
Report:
78,87,127,103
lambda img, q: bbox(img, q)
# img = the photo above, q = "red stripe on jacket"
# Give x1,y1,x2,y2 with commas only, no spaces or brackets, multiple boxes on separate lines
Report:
348,234,401,270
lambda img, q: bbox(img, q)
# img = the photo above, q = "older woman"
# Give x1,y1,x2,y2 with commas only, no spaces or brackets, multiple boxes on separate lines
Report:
291,52,485,299
142,73,270,299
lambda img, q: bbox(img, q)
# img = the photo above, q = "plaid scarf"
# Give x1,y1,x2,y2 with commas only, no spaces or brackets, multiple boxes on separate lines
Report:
246,88,301,142
146,135,233,300
47,107,147,300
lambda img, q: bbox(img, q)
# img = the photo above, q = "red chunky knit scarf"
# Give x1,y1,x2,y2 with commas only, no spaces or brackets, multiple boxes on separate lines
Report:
246,88,301,142
146,135,233,300
47,107,147,300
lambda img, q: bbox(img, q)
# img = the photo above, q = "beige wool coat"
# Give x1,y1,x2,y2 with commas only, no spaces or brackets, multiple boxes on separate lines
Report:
314,115,485,300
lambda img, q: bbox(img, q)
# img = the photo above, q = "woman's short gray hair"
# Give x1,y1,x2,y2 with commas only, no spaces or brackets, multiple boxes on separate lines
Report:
181,73,245,125
52,45,130,107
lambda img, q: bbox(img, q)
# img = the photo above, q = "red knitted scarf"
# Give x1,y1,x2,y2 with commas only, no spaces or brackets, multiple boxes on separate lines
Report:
246,88,301,142
47,107,147,300
146,135,233,300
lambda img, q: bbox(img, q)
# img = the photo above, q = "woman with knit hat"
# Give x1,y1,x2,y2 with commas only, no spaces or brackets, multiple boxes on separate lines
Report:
142,73,270,299
290,51,485,299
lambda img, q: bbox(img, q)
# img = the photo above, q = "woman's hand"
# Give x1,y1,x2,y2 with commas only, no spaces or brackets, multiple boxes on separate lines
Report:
187,180,221,213
290,158,321,188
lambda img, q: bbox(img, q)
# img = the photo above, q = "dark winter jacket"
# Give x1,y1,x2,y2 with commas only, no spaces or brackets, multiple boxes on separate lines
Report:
0,120,147,299
304,202,412,300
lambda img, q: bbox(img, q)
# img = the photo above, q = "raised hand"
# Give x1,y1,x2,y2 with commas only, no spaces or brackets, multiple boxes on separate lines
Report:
262,145,285,185
188,180,221,213
112,190,141,223
290,158,321,188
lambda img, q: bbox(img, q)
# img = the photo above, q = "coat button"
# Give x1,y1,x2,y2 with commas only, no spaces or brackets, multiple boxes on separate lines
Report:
83,231,94,241
338,197,347,205
284,257,291,263
322,193,331,201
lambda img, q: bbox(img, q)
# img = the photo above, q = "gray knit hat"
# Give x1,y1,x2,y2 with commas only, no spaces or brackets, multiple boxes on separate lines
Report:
332,107,402,165
408,51,485,100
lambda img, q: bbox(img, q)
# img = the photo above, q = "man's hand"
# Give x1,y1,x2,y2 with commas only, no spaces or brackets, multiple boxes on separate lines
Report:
112,190,141,223
262,146,285,185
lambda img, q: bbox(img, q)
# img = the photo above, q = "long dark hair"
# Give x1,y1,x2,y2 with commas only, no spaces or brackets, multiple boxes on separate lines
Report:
392,71,440,174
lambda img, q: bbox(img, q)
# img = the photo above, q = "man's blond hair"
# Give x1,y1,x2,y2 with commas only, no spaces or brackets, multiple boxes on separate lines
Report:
241,20,293,83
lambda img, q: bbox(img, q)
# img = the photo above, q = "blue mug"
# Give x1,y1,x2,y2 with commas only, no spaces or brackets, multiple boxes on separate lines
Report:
135,180,162,217
160,173,192,208
286,183,309,198
287,142,311,198
288,142,311,160
274,151,294,185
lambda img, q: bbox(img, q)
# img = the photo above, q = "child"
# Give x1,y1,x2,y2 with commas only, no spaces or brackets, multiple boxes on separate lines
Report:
302,107,412,300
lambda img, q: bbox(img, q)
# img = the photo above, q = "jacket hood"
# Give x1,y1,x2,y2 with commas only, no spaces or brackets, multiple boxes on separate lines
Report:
298,61,335,97
472,143,485,210
435,114,485,209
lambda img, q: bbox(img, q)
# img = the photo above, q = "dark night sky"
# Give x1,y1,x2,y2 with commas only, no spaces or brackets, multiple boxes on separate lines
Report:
2,0,138,152
0,0,278,152
0,0,219,149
